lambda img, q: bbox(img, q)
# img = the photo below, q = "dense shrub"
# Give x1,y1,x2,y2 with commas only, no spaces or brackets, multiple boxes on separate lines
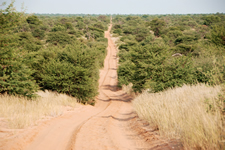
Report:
51,25,66,32
26,15,42,25
46,32,75,46
118,43,197,92
39,59,97,101
32,41,106,103
18,33,42,52
113,29,122,35
203,15,221,26
150,18,166,37
211,24,225,46
0,4,38,97
112,14,225,94
175,43,196,55
32,28,45,39
1,1,110,102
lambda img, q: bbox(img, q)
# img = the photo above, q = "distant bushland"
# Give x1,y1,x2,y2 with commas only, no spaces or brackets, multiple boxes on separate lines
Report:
0,1,110,104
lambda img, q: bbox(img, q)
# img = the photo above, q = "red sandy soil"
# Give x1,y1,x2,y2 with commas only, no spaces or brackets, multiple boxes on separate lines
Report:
0,23,182,150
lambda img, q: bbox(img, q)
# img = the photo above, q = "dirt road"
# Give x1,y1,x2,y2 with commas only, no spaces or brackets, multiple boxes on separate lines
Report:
0,23,178,150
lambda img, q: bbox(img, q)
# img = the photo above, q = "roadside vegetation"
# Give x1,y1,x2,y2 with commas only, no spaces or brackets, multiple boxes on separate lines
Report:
0,1,110,103
0,1,110,128
0,91,78,129
112,14,225,149
133,84,224,149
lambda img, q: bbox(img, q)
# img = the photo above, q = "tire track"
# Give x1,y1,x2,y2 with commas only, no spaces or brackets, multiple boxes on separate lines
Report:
1,19,179,150
66,23,115,150
71,21,136,150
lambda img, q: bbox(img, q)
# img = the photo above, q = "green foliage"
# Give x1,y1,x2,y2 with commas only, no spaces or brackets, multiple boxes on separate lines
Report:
32,28,45,39
26,15,41,25
174,34,199,45
76,21,85,30
203,15,221,26
18,32,42,52
113,14,225,94
113,29,122,35
30,40,107,103
85,26,104,40
150,18,166,36
210,24,225,46
175,43,196,55
118,43,197,92
1,2,110,103
142,15,149,19
0,2,38,97
187,21,197,27
0,55,38,97
51,25,66,32
93,22,106,30
113,24,122,29
65,22,74,30
39,59,96,101
167,30,183,39
46,32,75,46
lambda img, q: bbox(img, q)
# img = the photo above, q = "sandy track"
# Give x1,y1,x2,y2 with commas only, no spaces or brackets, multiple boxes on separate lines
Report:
0,23,179,150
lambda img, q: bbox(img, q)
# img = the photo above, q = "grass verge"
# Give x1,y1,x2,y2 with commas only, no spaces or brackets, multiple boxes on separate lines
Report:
133,83,225,149
0,91,78,129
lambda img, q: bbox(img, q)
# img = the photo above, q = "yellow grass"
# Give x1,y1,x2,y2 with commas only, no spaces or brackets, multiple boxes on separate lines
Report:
0,91,78,129
133,83,225,150
122,83,136,97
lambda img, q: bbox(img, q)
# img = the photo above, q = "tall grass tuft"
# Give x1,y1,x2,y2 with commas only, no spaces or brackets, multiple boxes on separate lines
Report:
0,91,78,129
133,83,224,150
122,83,136,97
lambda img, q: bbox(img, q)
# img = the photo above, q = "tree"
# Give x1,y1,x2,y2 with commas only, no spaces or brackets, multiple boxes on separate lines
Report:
51,25,66,32
65,22,73,30
32,28,45,39
46,32,75,46
150,18,166,37
26,15,41,25
0,1,38,97
203,15,221,26
76,21,85,30
211,24,225,46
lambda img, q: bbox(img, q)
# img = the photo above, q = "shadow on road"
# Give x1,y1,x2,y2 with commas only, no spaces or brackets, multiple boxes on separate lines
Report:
100,115,137,121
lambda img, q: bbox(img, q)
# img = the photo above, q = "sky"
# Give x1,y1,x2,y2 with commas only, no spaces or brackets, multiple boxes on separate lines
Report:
1,0,225,14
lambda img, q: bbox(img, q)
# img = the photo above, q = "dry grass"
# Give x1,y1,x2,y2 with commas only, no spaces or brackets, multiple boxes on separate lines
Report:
122,83,136,97
0,91,78,129
133,83,225,150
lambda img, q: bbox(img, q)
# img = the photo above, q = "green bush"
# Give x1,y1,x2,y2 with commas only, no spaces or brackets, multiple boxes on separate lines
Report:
203,15,221,26
46,32,75,46
210,24,225,46
118,44,197,92
113,29,122,35
32,28,45,39
65,22,74,30
1,3,110,103
51,25,66,32
18,32,42,52
39,59,96,101
26,15,41,25
175,35,199,45
167,30,183,39
150,18,166,37
0,3,38,98
113,14,225,95
175,43,196,55
76,21,85,30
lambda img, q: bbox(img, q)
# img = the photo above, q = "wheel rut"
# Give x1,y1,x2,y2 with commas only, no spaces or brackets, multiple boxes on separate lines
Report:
0,22,178,150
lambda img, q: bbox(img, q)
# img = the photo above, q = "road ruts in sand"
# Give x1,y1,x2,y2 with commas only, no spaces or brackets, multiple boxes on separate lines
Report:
0,21,178,150
72,23,153,150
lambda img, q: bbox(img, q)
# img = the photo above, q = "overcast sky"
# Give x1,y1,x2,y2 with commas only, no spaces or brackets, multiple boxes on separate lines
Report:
1,0,225,14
